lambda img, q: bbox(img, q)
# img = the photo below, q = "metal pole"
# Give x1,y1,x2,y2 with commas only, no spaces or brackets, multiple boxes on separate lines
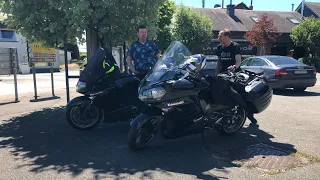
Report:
64,26,70,103
123,41,128,73
50,62,55,97
11,48,19,102
13,62,18,102
32,64,38,100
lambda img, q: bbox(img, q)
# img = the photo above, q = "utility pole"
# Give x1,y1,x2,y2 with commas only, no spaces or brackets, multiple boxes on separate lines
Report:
202,0,205,8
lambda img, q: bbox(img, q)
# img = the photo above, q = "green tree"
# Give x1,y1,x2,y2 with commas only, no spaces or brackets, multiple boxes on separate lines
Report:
171,6,213,53
155,0,175,53
290,17,320,58
0,0,80,47
0,0,165,58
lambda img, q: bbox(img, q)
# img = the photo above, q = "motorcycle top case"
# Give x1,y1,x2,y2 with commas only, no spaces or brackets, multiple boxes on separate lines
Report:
79,47,120,89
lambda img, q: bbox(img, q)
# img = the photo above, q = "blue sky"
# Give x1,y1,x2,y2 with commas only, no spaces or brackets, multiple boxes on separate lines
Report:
174,0,320,12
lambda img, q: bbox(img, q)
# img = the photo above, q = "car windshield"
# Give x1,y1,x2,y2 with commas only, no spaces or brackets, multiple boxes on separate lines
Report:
267,56,303,65
142,41,192,85
204,61,217,69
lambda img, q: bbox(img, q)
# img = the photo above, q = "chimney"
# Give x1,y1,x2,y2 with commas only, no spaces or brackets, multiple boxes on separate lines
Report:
227,4,235,18
202,0,205,8
249,0,253,10
292,4,294,11
214,4,221,8
222,0,224,8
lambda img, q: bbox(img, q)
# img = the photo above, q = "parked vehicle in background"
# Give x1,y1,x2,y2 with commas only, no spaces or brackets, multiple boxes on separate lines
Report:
201,56,218,77
240,56,317,92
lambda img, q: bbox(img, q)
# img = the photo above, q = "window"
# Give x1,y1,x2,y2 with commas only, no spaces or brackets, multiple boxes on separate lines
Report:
250,16,259,22
0,30,17,41
287,17,300,24
204,61,217,69
267,56,303,66
251,58,268,66
241,58,252,66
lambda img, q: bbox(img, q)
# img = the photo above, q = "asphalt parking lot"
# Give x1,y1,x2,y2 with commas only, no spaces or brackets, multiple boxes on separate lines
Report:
0,74,319,180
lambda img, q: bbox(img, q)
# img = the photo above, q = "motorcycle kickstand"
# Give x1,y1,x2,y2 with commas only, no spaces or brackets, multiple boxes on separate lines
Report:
201,130,208,150
201,126,212,151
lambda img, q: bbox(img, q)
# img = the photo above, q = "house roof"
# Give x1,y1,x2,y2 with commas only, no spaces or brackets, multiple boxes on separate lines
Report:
234,2,250,10
195,8,247,32
296,2,320,17
194,8,302,33
236,10,301,33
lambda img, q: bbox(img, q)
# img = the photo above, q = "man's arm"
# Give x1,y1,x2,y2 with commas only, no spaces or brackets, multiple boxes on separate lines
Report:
228,44,242,70
215,57,221,76
126,44,139,74
155,52,161,61
126,56,138,74
235,54,241,68
234,44,242,69
152,41,161,61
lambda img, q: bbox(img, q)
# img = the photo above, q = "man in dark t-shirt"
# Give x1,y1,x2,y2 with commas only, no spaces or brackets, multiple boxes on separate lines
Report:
215,29,257,124
215,29,242,75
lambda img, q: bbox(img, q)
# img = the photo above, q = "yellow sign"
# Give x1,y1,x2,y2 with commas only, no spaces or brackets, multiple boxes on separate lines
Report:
29,58,56,62
32,43,42,48
28,43,57,64
32,47,56,54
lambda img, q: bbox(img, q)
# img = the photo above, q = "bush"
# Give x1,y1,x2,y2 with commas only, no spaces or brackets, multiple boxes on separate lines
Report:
298,57,320,67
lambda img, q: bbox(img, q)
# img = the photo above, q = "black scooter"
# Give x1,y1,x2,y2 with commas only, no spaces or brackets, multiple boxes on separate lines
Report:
66,47,143,130
127,41,273,151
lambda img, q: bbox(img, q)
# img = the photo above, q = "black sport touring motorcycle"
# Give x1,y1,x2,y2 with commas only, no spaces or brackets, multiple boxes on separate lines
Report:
66,47,143,130
127,41,273,151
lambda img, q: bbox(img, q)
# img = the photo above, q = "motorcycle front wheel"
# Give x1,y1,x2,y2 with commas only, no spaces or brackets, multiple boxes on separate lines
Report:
128,116,159,151
218,106,247,136
66,97,102,130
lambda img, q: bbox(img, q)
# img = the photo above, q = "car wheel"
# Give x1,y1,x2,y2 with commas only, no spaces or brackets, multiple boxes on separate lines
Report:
293,87,307,92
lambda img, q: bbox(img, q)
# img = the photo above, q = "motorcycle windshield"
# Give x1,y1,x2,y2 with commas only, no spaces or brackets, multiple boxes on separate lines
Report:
79,48,118,88
142,41,192,86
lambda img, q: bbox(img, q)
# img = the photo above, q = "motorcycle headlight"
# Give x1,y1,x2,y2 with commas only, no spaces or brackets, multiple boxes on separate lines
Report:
76,81,86,93
139,87,166,101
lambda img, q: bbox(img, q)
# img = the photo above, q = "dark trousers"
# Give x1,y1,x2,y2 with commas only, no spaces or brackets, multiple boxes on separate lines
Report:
247,112,257,123
248,112,254,119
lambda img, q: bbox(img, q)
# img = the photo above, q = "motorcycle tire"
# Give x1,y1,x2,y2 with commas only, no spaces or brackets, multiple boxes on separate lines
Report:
218,107,247,136
66,97,102,130
128,117,158,151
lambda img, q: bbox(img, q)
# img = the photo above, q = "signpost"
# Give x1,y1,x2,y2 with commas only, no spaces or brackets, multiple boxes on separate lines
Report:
27,42,60,102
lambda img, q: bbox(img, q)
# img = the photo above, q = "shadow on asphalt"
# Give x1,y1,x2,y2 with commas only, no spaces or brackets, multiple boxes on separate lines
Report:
0,107,297,179
273,89,320,97
0,100,19,106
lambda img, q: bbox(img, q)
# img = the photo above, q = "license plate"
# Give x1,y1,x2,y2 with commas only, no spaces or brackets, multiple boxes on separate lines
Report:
294,70,308,74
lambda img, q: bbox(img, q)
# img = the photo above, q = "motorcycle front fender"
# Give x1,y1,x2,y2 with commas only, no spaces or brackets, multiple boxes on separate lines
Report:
66,96,91,108
130,108,163,130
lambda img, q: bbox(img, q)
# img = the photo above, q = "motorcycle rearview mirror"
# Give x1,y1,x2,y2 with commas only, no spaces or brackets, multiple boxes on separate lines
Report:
201,58,206,70
186,63,196,72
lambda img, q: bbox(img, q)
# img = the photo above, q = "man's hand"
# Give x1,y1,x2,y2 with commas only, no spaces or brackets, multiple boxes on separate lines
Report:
132,69,139,75
227,65,236,70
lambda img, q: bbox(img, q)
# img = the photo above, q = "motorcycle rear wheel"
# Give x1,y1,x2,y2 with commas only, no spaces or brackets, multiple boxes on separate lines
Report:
218,107,246,136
